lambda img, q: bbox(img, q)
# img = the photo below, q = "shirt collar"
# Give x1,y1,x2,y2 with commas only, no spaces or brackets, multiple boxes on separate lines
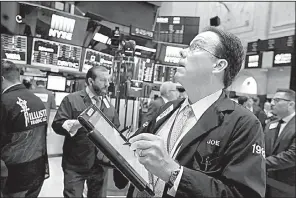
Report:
180,89,222,120
86,86,96,99
2,83,22,94
282,112,295,123
161,96,169,104
247,106,253,112
86,86,103,100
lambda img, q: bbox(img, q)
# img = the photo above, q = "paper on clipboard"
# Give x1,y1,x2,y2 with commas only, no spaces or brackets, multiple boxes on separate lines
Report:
78,105,154,195
89,110,150,183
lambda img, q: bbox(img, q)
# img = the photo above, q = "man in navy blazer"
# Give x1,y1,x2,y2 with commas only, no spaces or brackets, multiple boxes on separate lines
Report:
115,27,266,198
265,88,295,198
52,67,120,197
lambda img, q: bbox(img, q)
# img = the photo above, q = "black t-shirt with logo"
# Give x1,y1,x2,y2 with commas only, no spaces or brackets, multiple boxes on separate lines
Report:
1,84,47,146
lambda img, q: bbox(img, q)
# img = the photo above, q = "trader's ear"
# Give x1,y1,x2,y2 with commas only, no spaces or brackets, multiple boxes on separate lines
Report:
212,59,228,74
88,77,94,86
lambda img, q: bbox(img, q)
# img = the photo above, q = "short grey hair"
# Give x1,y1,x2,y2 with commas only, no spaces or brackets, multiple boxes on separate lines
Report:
160,81,176,97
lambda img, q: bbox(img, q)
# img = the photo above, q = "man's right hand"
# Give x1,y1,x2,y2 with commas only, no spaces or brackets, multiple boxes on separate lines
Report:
69,120,82,136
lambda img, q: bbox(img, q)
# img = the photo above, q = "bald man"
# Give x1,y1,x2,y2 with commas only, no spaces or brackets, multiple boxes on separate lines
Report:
142,81,180,124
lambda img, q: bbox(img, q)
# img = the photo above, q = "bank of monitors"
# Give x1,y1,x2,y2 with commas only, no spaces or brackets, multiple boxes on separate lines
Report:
1,34,27,64
31,38,82,72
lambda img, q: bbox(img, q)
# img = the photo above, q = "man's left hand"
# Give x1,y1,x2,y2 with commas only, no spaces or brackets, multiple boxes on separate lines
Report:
129,133,179,182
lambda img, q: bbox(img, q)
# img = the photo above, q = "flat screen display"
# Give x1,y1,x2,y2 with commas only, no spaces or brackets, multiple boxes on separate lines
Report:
31,38,82,72
47,75,66,91
273,52,292,67
34,5,88,46
157,44,185,66
1,34,27,64
55,92,69,106
1,2,88,46
82,48,113,73
245,53,263,69
155,16,200,45
134,45,157,60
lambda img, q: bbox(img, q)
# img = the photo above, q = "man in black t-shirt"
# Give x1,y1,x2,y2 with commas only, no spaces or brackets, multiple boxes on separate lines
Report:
1,60,48,197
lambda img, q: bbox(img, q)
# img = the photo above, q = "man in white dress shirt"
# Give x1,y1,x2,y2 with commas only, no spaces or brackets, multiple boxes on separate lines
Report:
265,88,295,198
119,26,266,198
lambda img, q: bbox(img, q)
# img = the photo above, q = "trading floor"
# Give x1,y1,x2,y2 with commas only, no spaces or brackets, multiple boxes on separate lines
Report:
42,110,129,197
39,157,128,197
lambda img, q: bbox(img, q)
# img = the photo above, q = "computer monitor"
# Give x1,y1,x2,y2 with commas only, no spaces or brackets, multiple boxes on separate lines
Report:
47,75,66,91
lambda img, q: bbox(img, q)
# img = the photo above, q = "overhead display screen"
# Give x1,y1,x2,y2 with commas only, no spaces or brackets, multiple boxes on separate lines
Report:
247,35,294,53
134,45,157,60
155,16,200,45
273,52,292,67
1,34,27,64
153,64,181,84
31,38,82,72
130,26,154,40
81,49,114,73
34,6,88,46
157,43,185,66
245,53,262,69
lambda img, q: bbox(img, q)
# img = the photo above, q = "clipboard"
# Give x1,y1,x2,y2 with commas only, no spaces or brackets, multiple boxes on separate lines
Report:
78,104,154,196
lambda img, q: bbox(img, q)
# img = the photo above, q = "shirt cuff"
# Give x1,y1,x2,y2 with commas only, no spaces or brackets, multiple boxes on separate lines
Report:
167,166,183,197
62,120,78,136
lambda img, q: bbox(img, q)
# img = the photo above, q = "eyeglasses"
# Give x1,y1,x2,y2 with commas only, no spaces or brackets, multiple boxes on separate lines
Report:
272,98,291,103
188,42,223,59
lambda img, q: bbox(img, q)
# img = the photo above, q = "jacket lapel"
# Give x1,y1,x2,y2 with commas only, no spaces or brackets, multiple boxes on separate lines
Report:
265,122,278,156
129,99,185,139
80,89,93,108
176,92,235,159
272,116,295,153
153,99,185,133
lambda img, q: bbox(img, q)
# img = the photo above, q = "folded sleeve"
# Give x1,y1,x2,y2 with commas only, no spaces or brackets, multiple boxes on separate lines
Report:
52,96,73,136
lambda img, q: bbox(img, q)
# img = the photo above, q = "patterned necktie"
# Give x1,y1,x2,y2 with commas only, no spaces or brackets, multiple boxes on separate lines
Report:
136,105,193,198
168,105,193,153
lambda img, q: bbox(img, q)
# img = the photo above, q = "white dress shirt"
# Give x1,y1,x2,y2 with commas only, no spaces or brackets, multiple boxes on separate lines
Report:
161,96,169,104
155,89,223,197
246,105,254,113
278,112,295,136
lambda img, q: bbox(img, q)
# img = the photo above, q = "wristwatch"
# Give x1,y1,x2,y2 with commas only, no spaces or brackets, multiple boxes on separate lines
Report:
167,164,181,189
